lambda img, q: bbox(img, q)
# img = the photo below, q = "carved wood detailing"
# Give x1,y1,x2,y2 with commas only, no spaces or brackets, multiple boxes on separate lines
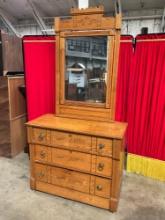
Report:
59,14,117,31
70,6,104,16
58,6,118,31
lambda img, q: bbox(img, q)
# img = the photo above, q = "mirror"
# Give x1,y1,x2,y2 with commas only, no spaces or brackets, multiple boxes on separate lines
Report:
65,36,108,103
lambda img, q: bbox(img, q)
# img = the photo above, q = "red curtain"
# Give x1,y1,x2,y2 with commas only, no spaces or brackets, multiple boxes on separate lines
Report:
115,36,134,122
23,36,56,120
116,34,165,161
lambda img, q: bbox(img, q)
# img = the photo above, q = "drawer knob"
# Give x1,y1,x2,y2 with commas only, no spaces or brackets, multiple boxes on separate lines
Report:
96,185,102,191
40,151,46,159
37,172,44,178
38,133,45,141
97,163,104,171
98,143,105,149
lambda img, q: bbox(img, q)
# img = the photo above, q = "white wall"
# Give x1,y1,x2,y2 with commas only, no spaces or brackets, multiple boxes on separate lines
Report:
122,18,162,36
14,9,163,37
16,24,42,36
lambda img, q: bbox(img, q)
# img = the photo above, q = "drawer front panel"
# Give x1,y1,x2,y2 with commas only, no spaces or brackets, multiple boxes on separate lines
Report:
34,163,111,198
95,156,112,177
96,138,112,156
32,128,50,145
51,148,91,172
95,177,111,198
35,145,51,163
51,130,92,152
34,145,112,177
51,166,90,194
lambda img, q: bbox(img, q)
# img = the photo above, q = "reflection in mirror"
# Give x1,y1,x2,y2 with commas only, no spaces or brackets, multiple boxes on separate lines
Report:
65,36,108,103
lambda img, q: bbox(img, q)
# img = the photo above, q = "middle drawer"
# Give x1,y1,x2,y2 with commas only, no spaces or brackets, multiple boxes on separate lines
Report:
34,144,112,178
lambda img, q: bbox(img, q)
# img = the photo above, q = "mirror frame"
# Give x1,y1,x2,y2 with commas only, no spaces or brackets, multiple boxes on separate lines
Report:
55,6,121,121
61,31,114,108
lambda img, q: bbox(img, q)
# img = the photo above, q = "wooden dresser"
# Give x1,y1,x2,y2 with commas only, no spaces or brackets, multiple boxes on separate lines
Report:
26,6,127,212
27,114,127,211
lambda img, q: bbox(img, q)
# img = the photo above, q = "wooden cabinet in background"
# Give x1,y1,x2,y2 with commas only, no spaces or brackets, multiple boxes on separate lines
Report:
0,30,23,76
0,76,27,157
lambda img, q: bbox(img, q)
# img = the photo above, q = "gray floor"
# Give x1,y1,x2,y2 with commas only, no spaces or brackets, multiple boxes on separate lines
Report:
0,153,165,220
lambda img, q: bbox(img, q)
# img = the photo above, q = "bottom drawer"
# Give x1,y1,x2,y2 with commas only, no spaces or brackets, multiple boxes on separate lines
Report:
34,163,111,198
35,181,110,210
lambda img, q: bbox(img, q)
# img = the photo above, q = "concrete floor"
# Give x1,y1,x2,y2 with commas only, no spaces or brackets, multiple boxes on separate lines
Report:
0,153,165,220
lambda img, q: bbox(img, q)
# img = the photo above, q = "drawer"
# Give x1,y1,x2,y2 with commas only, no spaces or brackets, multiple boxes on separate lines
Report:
35,145,51,162
31,128,50,145
95,176,111,198
96,138,112,156
51,166,90,194
95,156,112,177
34,163,111,198
51,148,91,172
34,145,112,177
51,130,92,152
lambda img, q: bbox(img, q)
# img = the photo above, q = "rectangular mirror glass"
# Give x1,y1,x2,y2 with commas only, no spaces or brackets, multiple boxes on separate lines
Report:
65,36,108,103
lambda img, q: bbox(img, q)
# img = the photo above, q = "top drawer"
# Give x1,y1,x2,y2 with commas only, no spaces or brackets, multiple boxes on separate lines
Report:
28,127,92,153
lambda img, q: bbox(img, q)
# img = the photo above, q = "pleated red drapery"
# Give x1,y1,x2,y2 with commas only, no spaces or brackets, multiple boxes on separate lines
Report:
116,34,165,161
127,34,165,161
23,36,56,121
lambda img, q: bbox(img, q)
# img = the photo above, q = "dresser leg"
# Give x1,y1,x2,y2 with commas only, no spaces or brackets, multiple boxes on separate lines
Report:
30,176,36,190
29,144,36,190
109,198,118,212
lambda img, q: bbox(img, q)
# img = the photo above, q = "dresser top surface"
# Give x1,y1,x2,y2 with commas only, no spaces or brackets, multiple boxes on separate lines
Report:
26,114,127,139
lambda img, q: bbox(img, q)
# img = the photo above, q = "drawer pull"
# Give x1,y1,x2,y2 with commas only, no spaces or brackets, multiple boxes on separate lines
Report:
98,143,105,149
96,185,102,191
38,133,45,141
40,151,46,159
97,163,104,171
37,172,44,178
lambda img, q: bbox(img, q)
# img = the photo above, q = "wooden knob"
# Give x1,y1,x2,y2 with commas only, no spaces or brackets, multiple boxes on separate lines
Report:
96,185,102,191
38,133,45,141
98,143,105,149
97,163,104,171
37,172,44,178
40,151,46,158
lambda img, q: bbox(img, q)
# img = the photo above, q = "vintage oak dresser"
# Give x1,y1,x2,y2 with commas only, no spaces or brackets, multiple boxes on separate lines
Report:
26,5,127,212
